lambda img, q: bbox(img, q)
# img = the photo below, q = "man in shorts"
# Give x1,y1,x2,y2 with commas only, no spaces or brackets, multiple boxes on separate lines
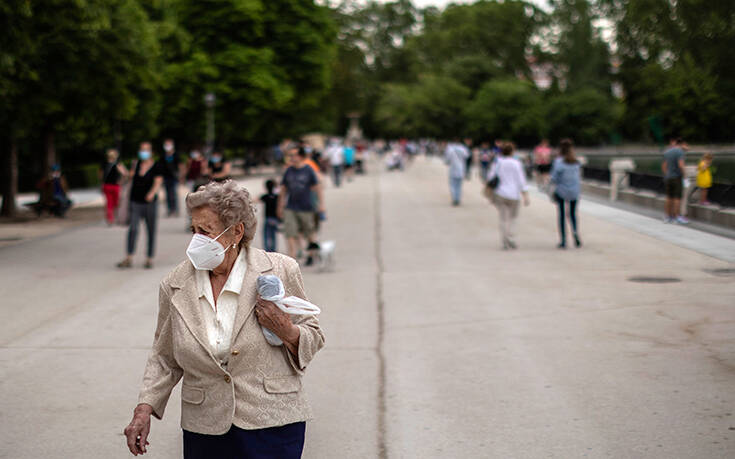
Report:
278,147,325,260
662,137,689,224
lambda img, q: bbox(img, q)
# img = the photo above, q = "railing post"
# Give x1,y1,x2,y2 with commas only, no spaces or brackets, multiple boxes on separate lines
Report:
682,164,698,217
609,158,635,201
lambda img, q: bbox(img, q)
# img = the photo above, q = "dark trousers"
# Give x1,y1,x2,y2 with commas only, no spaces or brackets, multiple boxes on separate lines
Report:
127,201,158,258
183,422,305,459
554,193,578,244
164,176,179,215
332,165,342,187
263,218,279,252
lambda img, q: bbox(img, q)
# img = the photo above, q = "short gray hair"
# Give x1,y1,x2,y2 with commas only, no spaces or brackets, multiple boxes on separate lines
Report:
186,180,257,249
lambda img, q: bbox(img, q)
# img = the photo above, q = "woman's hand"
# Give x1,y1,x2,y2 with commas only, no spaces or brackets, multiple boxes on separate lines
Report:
124,404,153,456
255,297,299,343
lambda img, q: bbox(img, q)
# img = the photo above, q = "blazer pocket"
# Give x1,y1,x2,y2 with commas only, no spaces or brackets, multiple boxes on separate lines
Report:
181,385,205,405
263,376,302,394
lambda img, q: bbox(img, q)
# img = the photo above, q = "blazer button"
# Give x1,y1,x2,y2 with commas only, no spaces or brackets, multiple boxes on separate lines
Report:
231,350,239,356
224,375,231,383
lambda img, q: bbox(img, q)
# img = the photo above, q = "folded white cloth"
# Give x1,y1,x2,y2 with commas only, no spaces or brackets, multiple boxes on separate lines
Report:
257,275,321,346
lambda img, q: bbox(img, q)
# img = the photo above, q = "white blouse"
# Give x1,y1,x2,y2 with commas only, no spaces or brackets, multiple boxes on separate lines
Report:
488,156,529,201
195,249,247,366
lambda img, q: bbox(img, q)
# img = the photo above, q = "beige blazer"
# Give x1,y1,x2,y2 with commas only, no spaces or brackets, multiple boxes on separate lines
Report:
137,248,325,435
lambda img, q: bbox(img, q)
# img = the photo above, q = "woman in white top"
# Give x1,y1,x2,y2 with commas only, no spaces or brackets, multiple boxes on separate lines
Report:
487,143,530,249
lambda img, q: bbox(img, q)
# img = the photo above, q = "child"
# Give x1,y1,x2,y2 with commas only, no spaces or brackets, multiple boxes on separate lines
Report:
696,153,713,205
260,179,279,252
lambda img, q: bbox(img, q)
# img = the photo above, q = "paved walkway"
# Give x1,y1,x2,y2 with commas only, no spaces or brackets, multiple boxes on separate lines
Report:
0,157,733,458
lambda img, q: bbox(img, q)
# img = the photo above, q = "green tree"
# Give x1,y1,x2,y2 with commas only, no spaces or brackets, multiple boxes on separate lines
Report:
545,88,622,144
546,0,612,93
162,0,337,147
602,0,735,141
465,79,546,145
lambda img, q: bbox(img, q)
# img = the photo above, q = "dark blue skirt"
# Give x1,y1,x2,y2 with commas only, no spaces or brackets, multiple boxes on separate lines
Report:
183,422,305,459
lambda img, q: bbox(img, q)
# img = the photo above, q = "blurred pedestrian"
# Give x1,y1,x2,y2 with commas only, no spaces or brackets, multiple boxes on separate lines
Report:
479,142,492,181
696,152,713,205
161,139,182,217
343,142,355,182
487,143,530,249
35,164,72,218
444,140,469,206
185,149,209,192
277,148,324,262
533,139,552,190
326,139,344,187
209,150,231,182
662,137,689,224
100,148,128,225
117,142,163,269
550,139,582,249
463,138,474,180
260,179,280,252
355,142,366,174
124,180,324,458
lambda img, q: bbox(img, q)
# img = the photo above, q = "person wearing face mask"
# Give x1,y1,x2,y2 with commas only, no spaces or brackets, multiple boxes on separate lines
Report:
117,142,164,269
208,150,231,182
185,150,209,192
161,139,182,217
124,180,324,458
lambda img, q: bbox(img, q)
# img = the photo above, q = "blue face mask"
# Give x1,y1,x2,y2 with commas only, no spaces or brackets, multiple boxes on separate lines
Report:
211,156,222,164
139,150,152,160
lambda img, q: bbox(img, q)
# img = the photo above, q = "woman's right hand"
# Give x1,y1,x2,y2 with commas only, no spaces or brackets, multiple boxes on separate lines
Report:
124,404,153,455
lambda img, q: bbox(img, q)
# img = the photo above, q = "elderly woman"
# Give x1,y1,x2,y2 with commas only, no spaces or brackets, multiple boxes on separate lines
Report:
124,180,325,458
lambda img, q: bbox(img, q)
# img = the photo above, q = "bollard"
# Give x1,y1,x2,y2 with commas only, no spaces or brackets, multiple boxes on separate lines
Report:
609,158,635,201
682,164,698,217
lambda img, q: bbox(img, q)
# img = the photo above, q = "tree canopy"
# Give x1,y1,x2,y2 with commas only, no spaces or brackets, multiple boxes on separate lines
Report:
2,0,735,215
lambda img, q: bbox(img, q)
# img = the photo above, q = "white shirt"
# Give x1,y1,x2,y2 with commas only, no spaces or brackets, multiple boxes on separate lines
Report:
195,248,247,366
444,143,469,178
326,144,344,166
487,156,529,201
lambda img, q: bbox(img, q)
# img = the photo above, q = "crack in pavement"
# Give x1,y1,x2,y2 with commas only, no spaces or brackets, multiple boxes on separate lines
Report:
373,167,388,459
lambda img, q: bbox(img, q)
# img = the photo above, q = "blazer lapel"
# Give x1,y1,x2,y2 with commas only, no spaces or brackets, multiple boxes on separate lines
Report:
168,264,220,365
230,248,274,346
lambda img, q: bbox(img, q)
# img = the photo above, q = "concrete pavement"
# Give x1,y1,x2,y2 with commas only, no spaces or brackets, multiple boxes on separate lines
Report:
0,156,733,458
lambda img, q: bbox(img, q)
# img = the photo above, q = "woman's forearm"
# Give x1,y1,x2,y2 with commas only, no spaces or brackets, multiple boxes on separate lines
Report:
282,324,301,358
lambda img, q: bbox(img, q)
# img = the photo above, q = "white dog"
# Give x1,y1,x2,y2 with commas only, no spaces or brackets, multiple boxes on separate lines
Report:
316,240,336,272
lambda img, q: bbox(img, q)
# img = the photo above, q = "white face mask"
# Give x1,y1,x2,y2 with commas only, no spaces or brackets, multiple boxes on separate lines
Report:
186,225,234,270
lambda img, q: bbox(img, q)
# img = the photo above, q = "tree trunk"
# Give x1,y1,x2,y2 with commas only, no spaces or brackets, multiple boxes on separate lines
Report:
1,139,19,217
44,127,56,172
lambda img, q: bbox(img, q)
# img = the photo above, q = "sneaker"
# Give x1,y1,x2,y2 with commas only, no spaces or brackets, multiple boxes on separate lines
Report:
663,217,674,224
675,216,690,224
116,259,132,269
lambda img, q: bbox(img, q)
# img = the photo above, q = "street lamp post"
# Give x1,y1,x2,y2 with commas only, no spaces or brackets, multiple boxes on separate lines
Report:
204,92,216,155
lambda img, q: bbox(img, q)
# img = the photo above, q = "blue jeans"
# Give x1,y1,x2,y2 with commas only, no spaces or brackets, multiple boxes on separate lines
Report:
332,165,343,187
449,176,463,204
554,193,578,244
263,218,278,252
